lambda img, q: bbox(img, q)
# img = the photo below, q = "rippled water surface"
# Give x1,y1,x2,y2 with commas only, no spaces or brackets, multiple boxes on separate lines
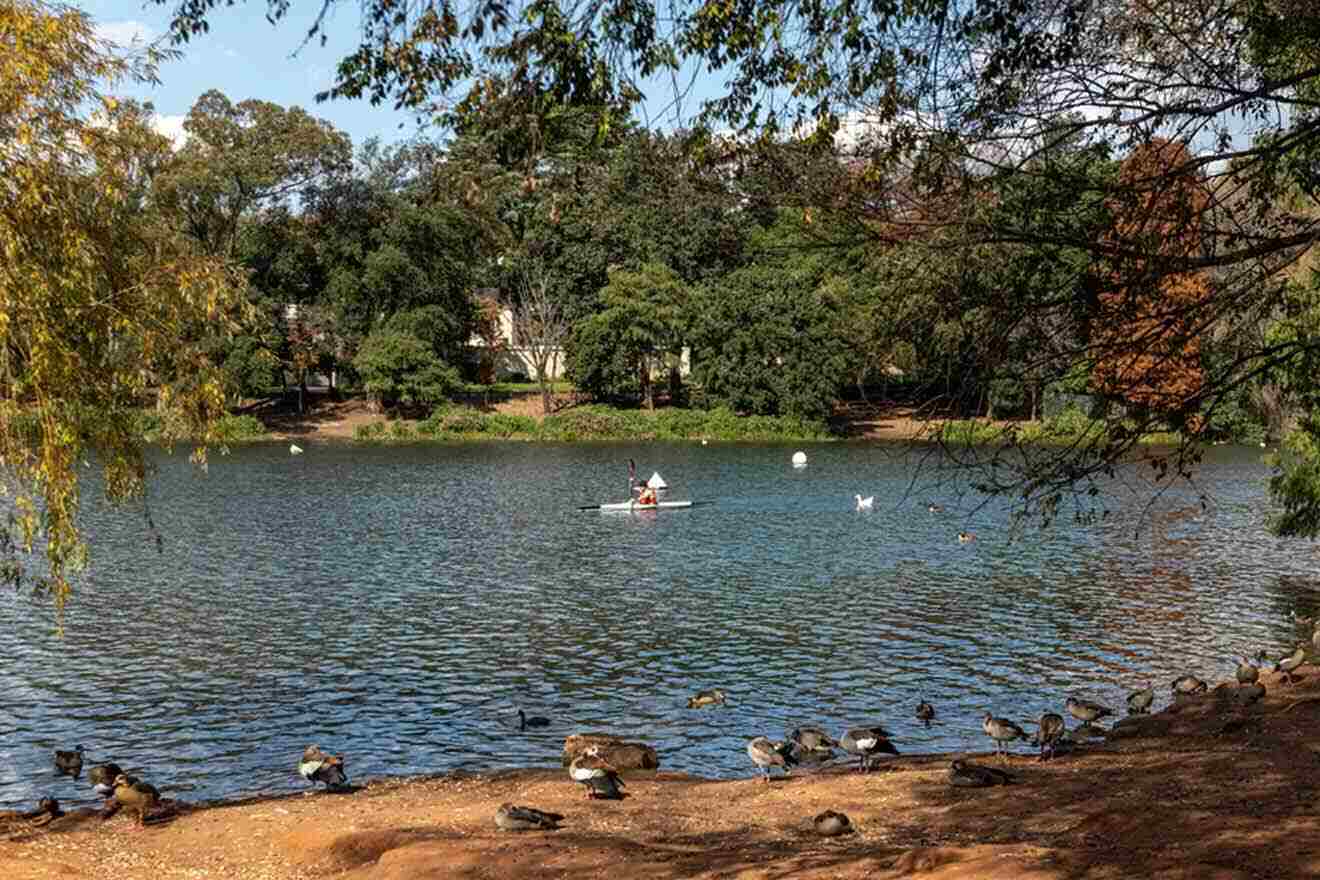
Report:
3,441,1319,808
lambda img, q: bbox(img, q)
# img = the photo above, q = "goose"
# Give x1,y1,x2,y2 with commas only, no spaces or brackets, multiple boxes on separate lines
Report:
747,736,797,783
812,810,853,836
958,531,976,543
927,503,944,513
495,803,564,831
1236,655,1260,686
88,762,125,798
569,746,626,799
1035,712,1066,761
916,701,935,726
1171,674,1208,695
687,689,728,708
54,745,84,778
1277,645,1307,685
1065,697,1114,725
839,726,899,773
298,745,349,791
1127,686,1156,715
518,709,551,730
855,494,874,510
289,444,304,455
949,759,1014,787
108,774,159,826
981,713,1027,763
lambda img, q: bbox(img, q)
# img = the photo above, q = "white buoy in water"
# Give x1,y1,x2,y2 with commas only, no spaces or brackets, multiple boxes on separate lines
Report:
290,443,304,455
791,450,808,468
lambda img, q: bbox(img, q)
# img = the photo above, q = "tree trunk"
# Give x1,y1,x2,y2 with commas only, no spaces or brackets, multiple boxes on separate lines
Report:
640,357,653,410
298,370,307,415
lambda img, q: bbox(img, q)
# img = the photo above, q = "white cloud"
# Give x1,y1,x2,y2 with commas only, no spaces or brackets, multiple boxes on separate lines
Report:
151,114,189,149
94,20,155,48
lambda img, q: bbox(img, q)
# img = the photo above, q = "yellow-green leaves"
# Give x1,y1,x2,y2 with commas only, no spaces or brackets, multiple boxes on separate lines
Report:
1,0,247,620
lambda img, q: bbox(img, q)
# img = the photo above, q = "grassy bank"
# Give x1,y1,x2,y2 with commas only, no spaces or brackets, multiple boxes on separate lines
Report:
353,404,833,443
935,406,1182,447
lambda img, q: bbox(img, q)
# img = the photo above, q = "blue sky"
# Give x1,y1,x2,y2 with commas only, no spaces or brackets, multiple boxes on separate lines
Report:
79,0,450,147
77,1,721,150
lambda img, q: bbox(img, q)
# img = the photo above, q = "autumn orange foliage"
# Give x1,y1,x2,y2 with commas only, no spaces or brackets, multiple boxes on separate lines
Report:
1092,139,1211,425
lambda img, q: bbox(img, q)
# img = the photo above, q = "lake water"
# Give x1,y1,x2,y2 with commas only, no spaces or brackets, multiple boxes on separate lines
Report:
2,441,1317,809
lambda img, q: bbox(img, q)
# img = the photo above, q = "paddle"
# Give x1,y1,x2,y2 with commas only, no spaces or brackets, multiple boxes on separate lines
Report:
577,501,714,511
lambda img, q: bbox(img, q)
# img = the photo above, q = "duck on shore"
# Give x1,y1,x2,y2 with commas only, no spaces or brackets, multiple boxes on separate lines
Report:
840,726,899,773
88,762,125,798
813,810,853,836
982,713,1027,763
1127,685,1156,715
1035,713,1067,761
298,745,349,791
1065,697,1114,725
747,737,797,783
105,775,160,826
495,803,563,831
1277,645,1307,685
1171,674,1208,696
949,759,1014,787
569,746,626,799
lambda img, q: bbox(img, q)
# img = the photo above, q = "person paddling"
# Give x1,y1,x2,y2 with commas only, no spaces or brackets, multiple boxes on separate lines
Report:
635,483,657,505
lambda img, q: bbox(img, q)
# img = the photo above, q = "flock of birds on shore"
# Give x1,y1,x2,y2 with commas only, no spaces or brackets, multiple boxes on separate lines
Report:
21,629,1313,836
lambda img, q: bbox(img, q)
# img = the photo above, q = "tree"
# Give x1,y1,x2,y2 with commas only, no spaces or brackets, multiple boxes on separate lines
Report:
508,256,572,415
352,328,460,409
1,0,247,613
157,90,351,258
566,263,691,407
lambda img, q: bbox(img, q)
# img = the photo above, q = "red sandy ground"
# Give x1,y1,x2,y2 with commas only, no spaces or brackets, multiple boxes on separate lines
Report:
4,669,1320,879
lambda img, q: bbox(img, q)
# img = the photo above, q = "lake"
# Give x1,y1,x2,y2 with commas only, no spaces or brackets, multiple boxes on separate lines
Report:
2,440,1317,809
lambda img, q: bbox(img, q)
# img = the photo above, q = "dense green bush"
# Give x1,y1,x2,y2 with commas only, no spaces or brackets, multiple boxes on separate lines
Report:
353,329,461,407
212,414,267,441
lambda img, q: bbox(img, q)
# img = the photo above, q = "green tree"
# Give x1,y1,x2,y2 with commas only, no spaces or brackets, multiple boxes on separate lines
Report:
1,0,247,613
352,328,460,409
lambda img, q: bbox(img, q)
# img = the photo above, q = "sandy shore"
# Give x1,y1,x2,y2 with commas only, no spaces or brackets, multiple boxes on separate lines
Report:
5,669,1319,879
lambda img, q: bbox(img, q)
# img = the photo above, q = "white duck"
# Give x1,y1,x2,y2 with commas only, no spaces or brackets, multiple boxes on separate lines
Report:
855,494,874,510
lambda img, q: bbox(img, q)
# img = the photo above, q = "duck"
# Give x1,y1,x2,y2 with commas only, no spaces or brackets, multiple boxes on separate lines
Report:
1127,685,1155,715
569,746,626,799
1065,697,1114,725
0,797,63,826
518,709,551,730
949,759,1014,787
88,762,125,798
958,531,976,543
812,810,853,836
108,774,160,826
787,726,837,753
1035,712,1066,761
298,745,349,791
839,726,899,773
1171,674,1208,695
927,503,944,513
494,803,564,831
54,745,84,778
916,701,935,726
746,736,797,783
289,444,304,455
687,689,728,708
1236,655,1260,686
1277,645,1307,684
855,494,874,510
982,713,1027,763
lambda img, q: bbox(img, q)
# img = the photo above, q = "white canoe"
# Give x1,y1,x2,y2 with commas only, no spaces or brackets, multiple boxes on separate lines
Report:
599,500,694,512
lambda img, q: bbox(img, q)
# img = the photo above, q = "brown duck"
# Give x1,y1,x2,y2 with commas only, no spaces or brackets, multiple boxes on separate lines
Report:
108,774,160,826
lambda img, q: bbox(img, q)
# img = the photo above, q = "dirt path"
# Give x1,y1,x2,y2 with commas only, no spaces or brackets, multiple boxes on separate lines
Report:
5,670,1318,879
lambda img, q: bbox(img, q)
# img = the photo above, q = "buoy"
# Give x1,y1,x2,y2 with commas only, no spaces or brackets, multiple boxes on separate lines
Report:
290,444,304,455
791,451,807,468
